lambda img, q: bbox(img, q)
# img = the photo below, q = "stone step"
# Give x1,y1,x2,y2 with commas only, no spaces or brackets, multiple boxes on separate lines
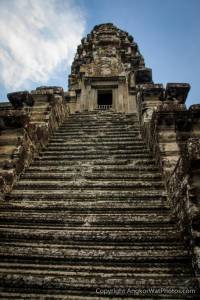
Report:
0,223,175,232
71,111,136,114
0,211,174,226
62,121,138,125
0,292,198,300
41,149,150,156
62,116,137,120
58,135,143,140
14,180,164,190
48,141,143,146
0,227,182,243
0,199,170,211
54,128,140,133
67,115,138,119
46,144,147,150
27,165,159,173
59,124,138,129
65,118,139,122
56,123,139,127
57,127,140,132
58,127,140,133
0,253,196,297
67,113,136,117
21,173,162,181
42,150,150,156
1,195,170,206
36,154,153,160
3,191,169,201
31,159,156,166
10,189,167,198
59,124,139,129
50,136,141,141
0,261,193,277
51,134,141,139
0,272,196,294
65,120,139,124
0,242,189,262
47,142,147,148
35,155,154,162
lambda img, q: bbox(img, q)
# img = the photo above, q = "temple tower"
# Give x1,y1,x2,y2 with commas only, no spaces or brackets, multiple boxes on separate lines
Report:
67,23,151,113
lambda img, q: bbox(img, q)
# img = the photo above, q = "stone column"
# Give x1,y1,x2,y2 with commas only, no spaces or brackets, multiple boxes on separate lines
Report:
112,88,117,112
117,77,126,112
89,87,96,111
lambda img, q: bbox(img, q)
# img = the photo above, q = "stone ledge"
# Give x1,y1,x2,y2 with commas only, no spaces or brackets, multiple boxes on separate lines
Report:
139,83,164,101
165,83,190,103
33,86,64,95
7,91,34,109
135,68,152,85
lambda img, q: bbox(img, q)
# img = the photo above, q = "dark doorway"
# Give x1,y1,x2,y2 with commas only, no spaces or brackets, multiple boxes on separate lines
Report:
97,90,112,109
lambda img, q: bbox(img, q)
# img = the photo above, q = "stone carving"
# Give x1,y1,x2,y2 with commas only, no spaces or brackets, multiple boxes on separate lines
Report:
71,22,144,82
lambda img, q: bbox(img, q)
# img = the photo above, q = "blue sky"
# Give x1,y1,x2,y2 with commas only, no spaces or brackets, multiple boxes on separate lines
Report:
0,0,199,107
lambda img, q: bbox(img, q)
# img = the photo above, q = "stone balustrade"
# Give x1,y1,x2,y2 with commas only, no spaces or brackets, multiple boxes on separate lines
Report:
137,82,200,280
0,87,69,194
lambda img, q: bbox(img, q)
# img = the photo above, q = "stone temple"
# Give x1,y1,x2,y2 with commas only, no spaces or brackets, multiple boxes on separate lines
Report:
0,23,199,298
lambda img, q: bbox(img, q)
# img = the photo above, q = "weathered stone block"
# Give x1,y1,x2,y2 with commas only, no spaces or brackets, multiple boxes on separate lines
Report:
135,68,152,85
35,86,64,95
165,83,190,103
140,83,164,101
7,91,34,109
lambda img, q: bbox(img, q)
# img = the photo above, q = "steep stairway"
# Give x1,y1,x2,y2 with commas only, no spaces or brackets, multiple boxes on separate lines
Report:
0,111,198,299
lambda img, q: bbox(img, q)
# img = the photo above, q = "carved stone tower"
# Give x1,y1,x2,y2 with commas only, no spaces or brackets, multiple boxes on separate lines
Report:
66,23,151,112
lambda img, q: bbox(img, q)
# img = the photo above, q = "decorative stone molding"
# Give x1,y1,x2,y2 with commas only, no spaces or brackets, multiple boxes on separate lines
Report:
0,87,69,194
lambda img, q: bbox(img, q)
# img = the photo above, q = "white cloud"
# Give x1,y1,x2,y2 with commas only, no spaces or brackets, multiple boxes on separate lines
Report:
0,0,86,91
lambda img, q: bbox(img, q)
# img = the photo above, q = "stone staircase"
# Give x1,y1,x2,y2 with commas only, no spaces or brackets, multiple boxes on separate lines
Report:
0,111,198,299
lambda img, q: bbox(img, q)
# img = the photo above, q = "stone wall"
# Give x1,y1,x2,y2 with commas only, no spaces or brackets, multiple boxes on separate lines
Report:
0,87,69,195
137,82,200,280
